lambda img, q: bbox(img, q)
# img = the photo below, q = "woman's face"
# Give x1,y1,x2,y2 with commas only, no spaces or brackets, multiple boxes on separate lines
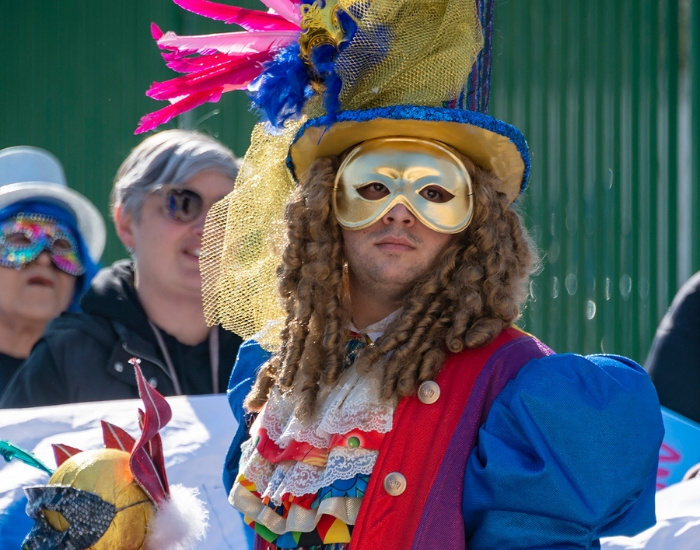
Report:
0,214,80,328
0,252,76,327
118,170,235,301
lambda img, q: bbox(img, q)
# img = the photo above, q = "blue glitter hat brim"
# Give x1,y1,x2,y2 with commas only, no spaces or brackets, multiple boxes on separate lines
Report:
287,105,530,202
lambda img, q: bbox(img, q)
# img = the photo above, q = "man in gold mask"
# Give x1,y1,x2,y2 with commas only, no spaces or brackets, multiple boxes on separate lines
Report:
139,0,663,548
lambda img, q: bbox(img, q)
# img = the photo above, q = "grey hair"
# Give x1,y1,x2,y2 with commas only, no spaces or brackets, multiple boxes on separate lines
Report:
111,129,239,221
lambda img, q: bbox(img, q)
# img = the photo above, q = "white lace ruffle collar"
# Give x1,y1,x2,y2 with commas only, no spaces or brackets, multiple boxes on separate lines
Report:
234,312,401,510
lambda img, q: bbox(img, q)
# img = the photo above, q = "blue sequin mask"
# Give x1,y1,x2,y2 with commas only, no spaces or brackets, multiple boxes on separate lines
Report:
22,485,116,549
0,214,84,276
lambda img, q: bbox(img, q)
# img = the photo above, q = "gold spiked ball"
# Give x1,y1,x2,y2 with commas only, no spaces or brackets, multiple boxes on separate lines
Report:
45,448,155,550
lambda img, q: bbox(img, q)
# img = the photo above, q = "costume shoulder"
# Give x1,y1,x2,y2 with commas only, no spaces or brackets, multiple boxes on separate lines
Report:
227,338,272,415
464,353,664,550
223,338,272,494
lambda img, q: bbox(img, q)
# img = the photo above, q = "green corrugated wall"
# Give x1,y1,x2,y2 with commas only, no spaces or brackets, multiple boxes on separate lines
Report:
0,0,259,262
1,1,697,363
491,0,699,362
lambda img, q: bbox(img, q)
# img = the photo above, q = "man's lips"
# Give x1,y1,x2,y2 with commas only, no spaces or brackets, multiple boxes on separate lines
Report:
375,236,416,250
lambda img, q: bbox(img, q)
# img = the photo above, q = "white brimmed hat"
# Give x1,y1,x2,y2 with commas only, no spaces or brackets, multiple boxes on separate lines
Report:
0,146,106,262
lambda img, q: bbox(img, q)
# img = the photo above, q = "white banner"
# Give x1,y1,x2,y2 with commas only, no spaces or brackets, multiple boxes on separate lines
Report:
602,475,700,550
3,395,699,549
0,394,250,549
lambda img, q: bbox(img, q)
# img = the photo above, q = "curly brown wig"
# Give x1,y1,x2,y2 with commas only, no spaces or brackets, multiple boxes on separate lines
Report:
244,154,536,420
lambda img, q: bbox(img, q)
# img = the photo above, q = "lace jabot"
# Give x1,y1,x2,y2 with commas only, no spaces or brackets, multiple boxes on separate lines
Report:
230,313,400,546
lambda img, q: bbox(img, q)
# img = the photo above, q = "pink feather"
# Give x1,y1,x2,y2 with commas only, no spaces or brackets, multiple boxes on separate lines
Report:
173,0,300,31
157,29,298,56
152,24,203,70
151,22,164,41
259,0,302,25
136,91,221,134
146,52,272,100
137,0,303,134
161,51,248,73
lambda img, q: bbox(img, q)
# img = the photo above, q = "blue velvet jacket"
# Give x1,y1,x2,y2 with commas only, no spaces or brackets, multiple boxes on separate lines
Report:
224,332,663,549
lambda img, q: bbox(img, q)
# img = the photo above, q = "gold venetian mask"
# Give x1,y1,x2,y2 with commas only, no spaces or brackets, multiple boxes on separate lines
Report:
333,137,474,234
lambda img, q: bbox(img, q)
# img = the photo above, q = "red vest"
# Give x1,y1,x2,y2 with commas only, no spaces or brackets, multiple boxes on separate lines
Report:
351,327,552,549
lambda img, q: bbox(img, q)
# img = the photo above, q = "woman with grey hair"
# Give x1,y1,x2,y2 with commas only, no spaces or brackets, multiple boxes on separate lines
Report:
0,130,242,407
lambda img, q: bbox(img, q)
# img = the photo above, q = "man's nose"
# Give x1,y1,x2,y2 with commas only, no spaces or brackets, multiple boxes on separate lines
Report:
382,203,416,226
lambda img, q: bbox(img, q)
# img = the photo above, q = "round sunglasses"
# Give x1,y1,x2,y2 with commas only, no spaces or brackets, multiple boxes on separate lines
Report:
155,185,205,224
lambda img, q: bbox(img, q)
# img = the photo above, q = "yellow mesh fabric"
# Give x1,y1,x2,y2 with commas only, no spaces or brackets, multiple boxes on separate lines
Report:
201,0,484,349
201,120,302,350
337,0,482,110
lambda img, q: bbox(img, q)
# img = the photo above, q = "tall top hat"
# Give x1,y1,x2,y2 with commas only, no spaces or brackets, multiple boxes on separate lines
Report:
138,0,530,346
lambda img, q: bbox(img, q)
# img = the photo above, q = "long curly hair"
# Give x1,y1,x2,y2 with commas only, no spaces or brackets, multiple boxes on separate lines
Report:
244,154,537,420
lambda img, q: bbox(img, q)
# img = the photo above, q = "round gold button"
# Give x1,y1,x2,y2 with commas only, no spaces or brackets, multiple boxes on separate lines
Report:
383,472,407,496
417,380,440,404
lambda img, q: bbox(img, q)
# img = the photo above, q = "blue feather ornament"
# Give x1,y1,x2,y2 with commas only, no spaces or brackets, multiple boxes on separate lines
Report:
249,43,311,128
249,6,359,128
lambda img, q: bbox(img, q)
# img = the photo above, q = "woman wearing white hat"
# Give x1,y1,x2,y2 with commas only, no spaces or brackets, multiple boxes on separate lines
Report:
0,146,105,393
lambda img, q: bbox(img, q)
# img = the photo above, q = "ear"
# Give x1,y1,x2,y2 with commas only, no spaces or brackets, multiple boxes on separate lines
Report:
114,204,136,251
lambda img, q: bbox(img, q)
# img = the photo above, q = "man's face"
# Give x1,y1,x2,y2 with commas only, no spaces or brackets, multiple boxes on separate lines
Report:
341,205,454,301
338,138,468,304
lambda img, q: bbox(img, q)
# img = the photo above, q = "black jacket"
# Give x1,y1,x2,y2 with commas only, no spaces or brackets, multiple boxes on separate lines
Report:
0,352,24,395
0,260,242,408
645,269,700,424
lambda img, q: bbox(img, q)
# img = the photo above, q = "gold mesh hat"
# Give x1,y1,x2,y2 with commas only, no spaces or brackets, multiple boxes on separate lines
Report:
140,0,530,348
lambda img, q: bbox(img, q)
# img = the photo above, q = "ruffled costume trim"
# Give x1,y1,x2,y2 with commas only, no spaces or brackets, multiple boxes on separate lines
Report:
230,316,399,547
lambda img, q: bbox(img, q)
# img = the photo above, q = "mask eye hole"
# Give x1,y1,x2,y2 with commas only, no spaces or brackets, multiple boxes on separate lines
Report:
4,231,32,246
356,182,390,200
420,185,454,203
51,237,74,254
